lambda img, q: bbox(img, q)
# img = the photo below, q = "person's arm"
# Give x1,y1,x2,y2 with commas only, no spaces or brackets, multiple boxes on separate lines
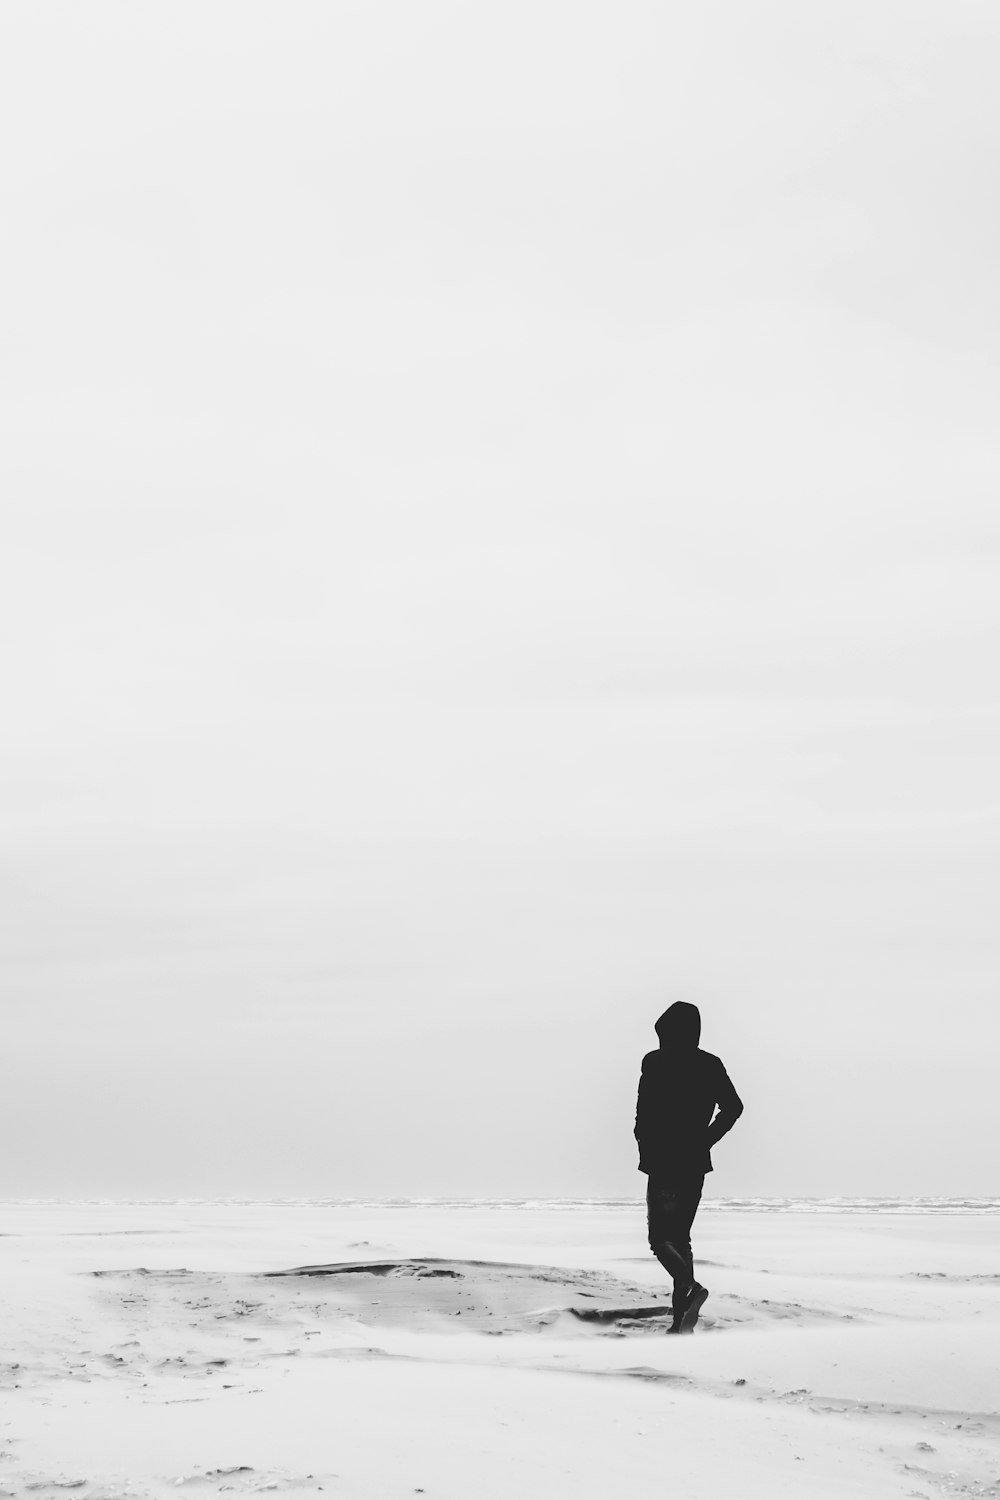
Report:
707,1063,743,1148
634,1055,655,1165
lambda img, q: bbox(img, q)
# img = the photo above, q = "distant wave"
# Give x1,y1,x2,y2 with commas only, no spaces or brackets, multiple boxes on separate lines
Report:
703,1197,1000,1214
3,1196,999,1213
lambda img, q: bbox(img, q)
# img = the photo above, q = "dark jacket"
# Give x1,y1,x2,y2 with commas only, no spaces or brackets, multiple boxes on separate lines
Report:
634,1002,744,1180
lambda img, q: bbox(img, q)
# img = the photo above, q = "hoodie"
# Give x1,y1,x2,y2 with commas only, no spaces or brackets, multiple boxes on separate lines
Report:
634,1002,744,1179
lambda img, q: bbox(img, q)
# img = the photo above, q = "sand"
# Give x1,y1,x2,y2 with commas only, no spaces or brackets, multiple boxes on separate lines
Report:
1,1201,998,1499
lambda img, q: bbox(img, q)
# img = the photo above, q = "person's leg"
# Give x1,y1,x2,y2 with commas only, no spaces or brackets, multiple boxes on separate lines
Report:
645,1179,693,1289
675,1174,705,1285
673,1175,708,1332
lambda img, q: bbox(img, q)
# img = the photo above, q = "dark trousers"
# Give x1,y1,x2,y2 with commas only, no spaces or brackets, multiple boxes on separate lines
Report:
646,1175,705,1293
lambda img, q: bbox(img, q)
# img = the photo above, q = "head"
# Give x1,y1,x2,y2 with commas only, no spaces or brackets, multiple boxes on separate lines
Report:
654,1001,701,1050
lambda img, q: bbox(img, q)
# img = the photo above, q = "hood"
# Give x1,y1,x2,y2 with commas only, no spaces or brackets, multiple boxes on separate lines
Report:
654,1001,701,1050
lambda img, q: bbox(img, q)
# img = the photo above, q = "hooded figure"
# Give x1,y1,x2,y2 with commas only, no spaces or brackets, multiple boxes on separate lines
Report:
635,1001,742,1179
634,1002,743,1332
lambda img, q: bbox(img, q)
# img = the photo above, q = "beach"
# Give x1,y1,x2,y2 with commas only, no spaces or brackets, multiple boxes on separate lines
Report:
1,1200,998,1499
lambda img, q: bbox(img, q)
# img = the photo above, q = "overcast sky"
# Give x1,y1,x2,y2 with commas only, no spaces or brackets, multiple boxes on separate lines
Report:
2,1,998,1200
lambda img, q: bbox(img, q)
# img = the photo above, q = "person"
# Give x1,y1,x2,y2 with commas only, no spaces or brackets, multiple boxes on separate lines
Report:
634,1001,743,1333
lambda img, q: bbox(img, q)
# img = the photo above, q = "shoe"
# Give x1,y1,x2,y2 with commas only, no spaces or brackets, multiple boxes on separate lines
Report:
675,1281,708,1334
666,1280,694,1334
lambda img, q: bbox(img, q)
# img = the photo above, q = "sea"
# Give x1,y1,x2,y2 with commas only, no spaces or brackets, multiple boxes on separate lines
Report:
2,1197,998,1214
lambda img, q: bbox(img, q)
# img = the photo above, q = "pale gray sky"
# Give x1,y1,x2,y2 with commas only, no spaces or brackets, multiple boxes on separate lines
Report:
3,1,999,1198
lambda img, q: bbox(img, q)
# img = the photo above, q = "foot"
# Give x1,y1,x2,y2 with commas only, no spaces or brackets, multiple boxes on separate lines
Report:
671,1281,708,1334
667,1280,692,1334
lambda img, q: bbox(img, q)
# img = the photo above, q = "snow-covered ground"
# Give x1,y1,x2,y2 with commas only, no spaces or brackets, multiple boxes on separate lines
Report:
1,1201,997,1499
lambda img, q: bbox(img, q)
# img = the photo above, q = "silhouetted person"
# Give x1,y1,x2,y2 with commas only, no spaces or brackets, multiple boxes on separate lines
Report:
634,1002,743,1332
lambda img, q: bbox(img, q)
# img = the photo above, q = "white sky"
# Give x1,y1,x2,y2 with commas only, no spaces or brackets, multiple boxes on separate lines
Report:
2,1,999,1199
